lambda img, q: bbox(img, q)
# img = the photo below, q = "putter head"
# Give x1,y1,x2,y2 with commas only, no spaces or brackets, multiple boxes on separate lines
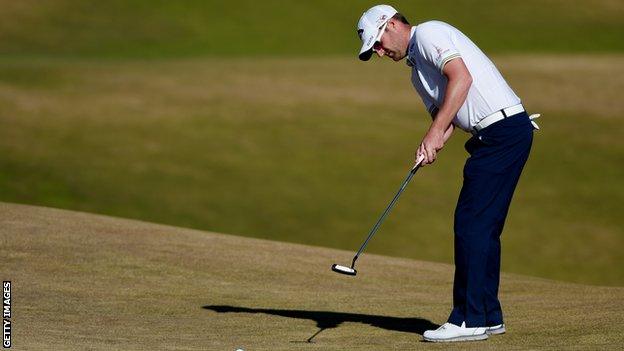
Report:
331,264,357,276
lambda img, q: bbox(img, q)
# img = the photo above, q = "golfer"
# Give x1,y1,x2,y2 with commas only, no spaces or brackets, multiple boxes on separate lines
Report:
356,5,538,342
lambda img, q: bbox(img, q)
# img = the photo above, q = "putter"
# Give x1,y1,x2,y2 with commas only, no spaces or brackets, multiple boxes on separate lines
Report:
332,155,425,276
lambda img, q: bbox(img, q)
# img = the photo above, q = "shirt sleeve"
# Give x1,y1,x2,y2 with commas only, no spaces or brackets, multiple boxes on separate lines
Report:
416,23,461,72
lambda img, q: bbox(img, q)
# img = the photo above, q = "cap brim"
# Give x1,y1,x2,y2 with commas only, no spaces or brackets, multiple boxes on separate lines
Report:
359,49,373,61
357,21,388,61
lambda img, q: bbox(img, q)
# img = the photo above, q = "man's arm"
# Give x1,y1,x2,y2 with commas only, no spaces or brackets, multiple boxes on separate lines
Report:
429,107,455,143
417,58,472,165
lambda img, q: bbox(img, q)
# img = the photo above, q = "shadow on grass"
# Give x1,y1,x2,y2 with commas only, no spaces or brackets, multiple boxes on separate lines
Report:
203,305,438,343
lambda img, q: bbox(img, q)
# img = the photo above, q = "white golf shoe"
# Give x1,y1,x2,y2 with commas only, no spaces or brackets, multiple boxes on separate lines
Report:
423,322,488,342
486,323,506,335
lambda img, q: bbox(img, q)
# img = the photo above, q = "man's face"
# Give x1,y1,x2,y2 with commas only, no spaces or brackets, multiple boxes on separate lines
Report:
373,20,407,61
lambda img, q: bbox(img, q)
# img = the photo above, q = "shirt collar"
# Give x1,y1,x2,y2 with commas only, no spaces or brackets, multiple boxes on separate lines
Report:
406,26,418,67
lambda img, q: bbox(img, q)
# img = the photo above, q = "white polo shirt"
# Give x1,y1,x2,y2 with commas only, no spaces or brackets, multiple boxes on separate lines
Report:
407,21,521,132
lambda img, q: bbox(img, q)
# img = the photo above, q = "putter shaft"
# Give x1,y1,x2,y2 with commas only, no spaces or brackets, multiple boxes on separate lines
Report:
351,162,422,268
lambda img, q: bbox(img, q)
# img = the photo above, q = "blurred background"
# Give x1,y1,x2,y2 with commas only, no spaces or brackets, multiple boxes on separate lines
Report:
1,0,622,286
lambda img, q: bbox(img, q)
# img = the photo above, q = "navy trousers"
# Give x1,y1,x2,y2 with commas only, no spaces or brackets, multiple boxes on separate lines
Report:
447,112,534,328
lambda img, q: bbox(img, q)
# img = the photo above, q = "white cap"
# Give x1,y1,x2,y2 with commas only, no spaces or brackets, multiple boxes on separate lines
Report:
356,5,398,61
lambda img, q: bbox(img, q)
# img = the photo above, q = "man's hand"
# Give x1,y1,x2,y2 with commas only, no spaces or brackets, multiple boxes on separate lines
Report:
416,127,445,166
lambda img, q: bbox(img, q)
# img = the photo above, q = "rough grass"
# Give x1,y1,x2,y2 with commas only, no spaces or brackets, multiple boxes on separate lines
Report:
0,0,623,58
1,55,623,286
1,202,622,350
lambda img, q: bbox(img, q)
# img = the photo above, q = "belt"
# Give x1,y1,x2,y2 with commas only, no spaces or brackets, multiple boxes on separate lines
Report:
472,103,525,134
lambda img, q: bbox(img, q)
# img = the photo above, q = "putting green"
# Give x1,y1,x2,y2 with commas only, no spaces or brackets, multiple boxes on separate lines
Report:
1,56,623,286
2,202,622,350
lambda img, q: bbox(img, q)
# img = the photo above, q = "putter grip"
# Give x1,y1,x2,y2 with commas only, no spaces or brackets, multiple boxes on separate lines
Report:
413,154,425,171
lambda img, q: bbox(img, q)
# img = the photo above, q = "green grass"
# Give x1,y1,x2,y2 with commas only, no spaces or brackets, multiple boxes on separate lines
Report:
1,55,623,285
2,202,623,350
0,0,623,58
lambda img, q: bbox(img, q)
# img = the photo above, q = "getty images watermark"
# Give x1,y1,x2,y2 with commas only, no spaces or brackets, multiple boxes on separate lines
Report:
3,281,10,348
